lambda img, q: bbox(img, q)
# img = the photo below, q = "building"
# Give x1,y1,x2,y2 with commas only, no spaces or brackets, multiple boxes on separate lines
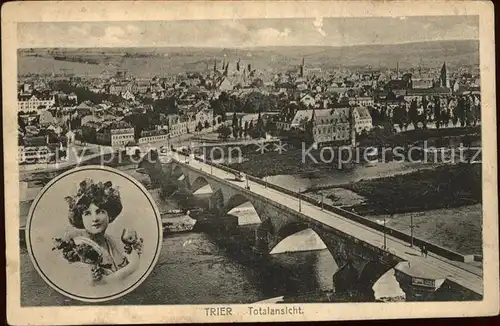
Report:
300,94,316,107
65,129,76,145
39,111,55,126
352,106,373,133
108,82,134,96
18,135,53,164
46,124,63,135
349,96,374,107
289,108,352,145
404,87,452,103
138,129,169,144
107,121,135,147
121,90,136,101
331,106,373,135
18,94,55,113
194,108,214,126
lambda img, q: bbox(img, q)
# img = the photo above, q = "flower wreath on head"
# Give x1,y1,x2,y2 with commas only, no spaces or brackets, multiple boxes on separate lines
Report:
54,178,143,282
64,178,123,228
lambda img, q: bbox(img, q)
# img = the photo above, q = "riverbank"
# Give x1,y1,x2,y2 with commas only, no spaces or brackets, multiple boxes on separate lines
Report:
227,126,481,178
338,163,481,215
229,147,353,178
364,204,483,255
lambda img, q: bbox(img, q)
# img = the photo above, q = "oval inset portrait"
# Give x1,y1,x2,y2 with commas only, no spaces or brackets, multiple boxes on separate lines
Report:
25,165,163,302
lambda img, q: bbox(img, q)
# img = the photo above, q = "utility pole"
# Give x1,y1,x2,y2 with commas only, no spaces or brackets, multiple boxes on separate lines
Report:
383,214,387,250
321,193,324,211
410,214,414,248
298,189,302,212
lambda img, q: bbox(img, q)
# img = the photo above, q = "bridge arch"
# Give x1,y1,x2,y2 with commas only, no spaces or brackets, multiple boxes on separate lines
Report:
358,260,396,298
190,176,213,194
224,193,253,214
172,165,184,179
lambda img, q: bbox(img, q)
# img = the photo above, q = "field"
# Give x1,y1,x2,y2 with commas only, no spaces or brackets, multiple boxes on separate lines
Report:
340,163,482,215
365,204,482,255
18,39,479,77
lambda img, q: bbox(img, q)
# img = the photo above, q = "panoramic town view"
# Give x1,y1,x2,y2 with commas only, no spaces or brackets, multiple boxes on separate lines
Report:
18,16,482,305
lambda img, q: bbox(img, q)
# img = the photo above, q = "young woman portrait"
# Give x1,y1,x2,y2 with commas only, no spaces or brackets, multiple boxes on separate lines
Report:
26,167,162,302
53,178,143,285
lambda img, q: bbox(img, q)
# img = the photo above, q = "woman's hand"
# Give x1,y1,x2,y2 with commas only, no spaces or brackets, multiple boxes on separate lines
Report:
121,228,143,255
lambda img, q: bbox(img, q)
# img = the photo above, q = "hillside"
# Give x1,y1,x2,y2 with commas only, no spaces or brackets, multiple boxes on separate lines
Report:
18,39,479,77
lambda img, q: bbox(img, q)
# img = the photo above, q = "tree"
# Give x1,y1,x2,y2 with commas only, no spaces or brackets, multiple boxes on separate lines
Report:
433,96,441,129
243,121,249,137
264,120,277,135
195,121,203,132
217,125,231,141
456,96,466,127
409,99,418,127
238,117,243,138
153,96,178,115
232,112,239,138
18,116,26,132
204,120,210,129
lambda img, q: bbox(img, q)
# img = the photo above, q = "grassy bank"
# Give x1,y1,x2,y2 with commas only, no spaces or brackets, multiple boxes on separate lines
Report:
340,163,481,215
228,147,353,178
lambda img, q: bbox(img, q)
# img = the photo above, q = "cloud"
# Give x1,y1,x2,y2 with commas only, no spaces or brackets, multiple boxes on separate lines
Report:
220,20,248,34
17,16,479,48
126,24,140,33
247,27,292,46
68,24,91,37
313,17,326,37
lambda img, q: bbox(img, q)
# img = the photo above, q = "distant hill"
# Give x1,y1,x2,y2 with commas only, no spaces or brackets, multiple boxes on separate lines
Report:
18,39,479,78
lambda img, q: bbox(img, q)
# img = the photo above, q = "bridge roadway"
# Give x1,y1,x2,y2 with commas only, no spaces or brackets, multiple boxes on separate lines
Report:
172,154,483,297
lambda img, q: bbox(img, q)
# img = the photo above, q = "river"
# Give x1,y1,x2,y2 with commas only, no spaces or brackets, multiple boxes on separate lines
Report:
20,161,407,306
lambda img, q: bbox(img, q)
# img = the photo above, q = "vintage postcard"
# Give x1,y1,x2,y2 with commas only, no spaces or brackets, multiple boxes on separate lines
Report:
3,0,498,324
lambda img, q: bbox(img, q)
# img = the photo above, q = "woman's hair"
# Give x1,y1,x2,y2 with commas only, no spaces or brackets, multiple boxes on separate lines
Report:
64,178,122,229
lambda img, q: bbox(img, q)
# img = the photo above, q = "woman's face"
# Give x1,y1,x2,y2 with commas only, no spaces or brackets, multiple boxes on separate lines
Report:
82,203,109,235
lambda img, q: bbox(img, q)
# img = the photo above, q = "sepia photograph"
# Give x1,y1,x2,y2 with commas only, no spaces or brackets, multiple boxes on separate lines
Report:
4,1,497,324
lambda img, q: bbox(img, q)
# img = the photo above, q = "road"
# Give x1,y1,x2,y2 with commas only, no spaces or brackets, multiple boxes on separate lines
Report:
174,153,483,297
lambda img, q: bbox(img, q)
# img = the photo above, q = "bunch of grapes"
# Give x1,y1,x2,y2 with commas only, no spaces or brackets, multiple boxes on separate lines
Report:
53,237,109,283
121,229,143,255
91,264,106,282
52,237,80,263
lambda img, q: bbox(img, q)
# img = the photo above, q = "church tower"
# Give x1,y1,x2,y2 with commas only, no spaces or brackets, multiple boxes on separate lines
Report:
440,62,450,88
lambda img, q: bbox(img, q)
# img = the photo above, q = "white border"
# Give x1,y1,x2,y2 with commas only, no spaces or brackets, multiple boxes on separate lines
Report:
3,1,498,324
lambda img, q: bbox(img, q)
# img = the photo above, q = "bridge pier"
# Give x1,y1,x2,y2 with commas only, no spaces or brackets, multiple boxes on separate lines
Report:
332,262,375,301
394,261,450,302
317,229,402,301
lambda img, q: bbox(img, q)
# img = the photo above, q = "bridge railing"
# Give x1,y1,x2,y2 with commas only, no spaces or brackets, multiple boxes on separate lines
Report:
170,148,475,263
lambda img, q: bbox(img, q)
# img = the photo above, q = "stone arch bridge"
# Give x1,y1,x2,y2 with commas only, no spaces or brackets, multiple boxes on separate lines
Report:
138,152,483,302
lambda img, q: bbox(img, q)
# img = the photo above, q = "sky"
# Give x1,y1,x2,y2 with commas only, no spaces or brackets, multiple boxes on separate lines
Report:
18,16,479,48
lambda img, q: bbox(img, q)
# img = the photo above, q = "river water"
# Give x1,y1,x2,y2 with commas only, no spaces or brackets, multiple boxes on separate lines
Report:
20,161,409,306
